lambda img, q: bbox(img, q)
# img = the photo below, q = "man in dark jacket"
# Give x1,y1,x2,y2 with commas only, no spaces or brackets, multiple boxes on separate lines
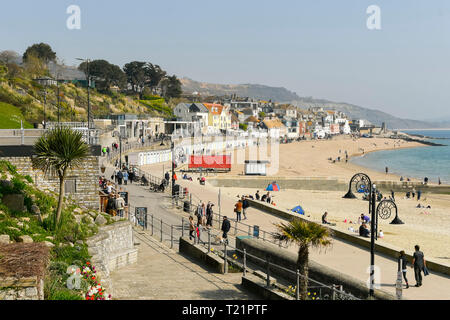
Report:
221,216,231,244
412,245,426,287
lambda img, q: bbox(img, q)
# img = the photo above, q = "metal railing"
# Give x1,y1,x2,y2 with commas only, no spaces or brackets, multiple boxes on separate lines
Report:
136,211,359,300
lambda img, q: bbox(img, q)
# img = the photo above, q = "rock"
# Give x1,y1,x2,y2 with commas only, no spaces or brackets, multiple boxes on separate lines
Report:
19,235,33,243
7,227,20,232
74,215,83,224
17,222,24,228
0,235,10,244
2,194,25,212
87,211,98,219
20,217,30,222
45,236,54,241
73,207,83,215
43,241,55,248
31,205,40,215
67,242,74,247
95,214,107,226
75,240,84,245
112,216,121,222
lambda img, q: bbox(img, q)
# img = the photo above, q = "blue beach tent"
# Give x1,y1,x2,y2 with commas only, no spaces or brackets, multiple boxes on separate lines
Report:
291,205,305,215
266,182,280,191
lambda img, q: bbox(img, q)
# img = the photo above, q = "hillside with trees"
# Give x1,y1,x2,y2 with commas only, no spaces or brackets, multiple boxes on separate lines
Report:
0,43,183,128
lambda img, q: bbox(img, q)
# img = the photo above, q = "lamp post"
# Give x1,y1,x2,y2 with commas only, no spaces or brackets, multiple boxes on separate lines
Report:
113,130,127,169
343,173,376,297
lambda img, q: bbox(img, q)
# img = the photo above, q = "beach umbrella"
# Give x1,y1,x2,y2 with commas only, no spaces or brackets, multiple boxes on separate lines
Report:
291,205,305,215
266,182,280,191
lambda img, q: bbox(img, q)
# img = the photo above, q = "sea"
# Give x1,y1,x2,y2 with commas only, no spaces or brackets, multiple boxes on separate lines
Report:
350,130,450,185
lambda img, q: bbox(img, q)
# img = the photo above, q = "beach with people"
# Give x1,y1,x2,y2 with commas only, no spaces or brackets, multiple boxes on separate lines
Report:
140,135,450,265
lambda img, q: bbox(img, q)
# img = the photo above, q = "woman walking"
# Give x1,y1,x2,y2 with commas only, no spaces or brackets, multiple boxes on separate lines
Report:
398,250,409,289
189,216,195,241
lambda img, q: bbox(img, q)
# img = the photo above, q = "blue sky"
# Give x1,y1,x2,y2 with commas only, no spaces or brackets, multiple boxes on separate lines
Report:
1,0,450,120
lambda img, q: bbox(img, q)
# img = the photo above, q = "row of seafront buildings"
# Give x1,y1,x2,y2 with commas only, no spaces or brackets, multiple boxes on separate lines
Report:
172,97,384,140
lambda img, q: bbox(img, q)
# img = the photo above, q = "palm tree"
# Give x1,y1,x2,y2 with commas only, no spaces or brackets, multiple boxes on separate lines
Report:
273,219,332,299
32,126,90,229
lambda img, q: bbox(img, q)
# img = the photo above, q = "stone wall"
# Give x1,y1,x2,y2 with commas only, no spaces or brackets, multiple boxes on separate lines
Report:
86,221,137,290
0,277,44,300
1,156,100,210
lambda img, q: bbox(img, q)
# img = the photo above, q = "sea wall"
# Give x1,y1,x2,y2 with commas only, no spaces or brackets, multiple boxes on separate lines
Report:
208,177,450,194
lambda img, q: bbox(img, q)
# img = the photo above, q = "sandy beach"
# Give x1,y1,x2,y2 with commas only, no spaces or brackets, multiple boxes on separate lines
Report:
140,136,450,265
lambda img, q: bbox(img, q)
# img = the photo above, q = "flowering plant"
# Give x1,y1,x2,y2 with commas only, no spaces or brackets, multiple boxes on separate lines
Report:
81,262,112,300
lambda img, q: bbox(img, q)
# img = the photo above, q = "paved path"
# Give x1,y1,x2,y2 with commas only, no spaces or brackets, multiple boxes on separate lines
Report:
109,230,258,300
135,163,450,300
106,166,258,300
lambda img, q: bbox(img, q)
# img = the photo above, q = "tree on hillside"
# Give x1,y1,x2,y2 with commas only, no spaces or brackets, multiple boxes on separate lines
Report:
0,50,21,65
78,59,126,92
32,127,90,229
145,63,166,90
273,219,332,299
23,43,56,64
123,61,147,94
159,75,182,99
24,54,47,77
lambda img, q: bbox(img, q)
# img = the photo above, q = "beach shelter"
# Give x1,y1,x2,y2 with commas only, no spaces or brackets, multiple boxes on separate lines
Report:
291,205,305,215
266,182,280,191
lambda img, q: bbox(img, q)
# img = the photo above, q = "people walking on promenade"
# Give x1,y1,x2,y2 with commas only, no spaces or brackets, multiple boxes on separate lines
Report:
398,250,410,289
115,193,125,217
242,196,249,220
201,202,207,226
255,190,260,200
412,245,427,287
128,168,134,184
123,170,129,185
234,199,243,222
221,216,231,244
206,202,214,229
189,216,195,240
117,170,123,185
417,190,422,201
196,202,203,226
106,194,117,216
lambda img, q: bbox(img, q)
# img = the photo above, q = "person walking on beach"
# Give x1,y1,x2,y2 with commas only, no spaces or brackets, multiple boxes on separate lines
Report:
385,166,389,174
234,199,243,222
412,245,426,287
398,250,409,289
411,188,416,199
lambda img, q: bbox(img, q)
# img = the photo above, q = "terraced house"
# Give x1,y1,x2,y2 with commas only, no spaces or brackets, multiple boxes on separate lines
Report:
203,103,232,134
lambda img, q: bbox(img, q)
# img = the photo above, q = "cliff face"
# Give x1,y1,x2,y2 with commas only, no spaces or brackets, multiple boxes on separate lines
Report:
181,78,442,129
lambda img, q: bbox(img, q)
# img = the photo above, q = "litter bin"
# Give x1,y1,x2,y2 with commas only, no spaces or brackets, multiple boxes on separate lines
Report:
183,201,191,213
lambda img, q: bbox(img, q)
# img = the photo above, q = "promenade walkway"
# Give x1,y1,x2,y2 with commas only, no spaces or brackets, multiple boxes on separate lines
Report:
106,166,258,300
137,162,450,300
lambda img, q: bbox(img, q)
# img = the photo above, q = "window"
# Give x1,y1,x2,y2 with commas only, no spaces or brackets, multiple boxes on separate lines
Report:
65,179,77,194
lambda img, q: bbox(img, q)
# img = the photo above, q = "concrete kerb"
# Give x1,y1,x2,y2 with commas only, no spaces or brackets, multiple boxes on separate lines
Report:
247,199,450,277
179,237,226,274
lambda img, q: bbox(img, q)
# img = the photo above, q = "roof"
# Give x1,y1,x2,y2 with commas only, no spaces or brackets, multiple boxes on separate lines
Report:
231,114,240,123
203,103,224,115
189,103,208,113
241,108,254,115
262,118,285,129
245,116,259,123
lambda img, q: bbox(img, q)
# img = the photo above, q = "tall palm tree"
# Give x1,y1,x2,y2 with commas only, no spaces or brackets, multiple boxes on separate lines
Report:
273,219,332,299
32,126,90,229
